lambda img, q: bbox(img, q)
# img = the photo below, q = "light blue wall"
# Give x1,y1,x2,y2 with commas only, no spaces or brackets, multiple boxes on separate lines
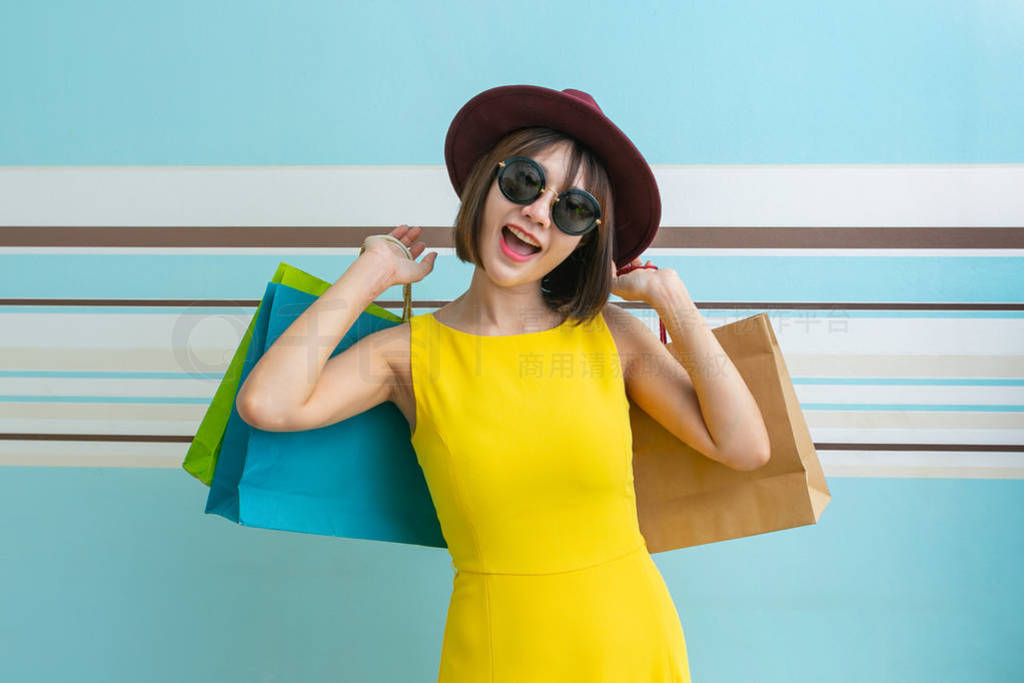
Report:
2,470,1021,682
0,0,1022,164
1,2,1022,682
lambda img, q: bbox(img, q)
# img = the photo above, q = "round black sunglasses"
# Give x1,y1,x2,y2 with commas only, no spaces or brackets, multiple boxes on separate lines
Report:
496,155,602,236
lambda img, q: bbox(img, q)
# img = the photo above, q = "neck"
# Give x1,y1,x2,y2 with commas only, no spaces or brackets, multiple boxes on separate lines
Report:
448,267,562,333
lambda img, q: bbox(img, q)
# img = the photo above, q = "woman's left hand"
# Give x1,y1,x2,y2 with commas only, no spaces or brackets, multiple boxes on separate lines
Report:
611,256,666,303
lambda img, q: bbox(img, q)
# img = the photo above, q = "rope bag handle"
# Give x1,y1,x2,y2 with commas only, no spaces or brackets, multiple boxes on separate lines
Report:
360,234,413,323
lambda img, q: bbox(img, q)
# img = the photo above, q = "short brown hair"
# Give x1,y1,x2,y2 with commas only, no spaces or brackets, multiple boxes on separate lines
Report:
452,127,615,327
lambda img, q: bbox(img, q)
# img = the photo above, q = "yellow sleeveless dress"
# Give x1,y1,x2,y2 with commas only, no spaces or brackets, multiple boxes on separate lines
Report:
409,309,692,682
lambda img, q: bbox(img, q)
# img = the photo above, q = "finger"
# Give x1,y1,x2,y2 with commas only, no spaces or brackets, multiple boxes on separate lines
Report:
399,225,419,242
422,251,437,272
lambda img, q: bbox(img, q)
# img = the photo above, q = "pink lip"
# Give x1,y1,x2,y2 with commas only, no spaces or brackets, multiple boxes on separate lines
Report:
499,226,540,262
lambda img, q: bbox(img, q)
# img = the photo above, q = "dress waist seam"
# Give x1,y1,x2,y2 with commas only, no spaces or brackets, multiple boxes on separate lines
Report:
455,540,648,577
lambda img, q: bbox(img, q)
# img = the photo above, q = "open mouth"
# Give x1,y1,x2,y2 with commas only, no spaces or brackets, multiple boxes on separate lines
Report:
500,225,541,259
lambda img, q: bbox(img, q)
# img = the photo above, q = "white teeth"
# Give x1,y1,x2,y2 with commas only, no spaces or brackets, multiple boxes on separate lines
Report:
505,225,540,248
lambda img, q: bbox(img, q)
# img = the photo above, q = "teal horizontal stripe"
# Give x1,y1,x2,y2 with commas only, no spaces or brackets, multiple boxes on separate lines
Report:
0,371,223,380
1,254,1022,302
1,1,1021,164
1,371,1021,386
792,378,1024,386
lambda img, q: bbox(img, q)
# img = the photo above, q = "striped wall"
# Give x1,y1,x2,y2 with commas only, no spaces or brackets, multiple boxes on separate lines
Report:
3,165,1022,478
1,1,1022,682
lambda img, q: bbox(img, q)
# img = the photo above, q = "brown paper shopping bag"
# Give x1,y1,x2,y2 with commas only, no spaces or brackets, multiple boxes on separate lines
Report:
632,312,831,552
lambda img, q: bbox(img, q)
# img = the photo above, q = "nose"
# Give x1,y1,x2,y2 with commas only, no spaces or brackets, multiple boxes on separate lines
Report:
521,187,558,229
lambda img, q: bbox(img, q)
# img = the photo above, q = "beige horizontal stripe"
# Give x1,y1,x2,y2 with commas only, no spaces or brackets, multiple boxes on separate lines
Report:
0,421,204,436
1,225,1023,249
820,465,1024,479
0,440,187,467
818,451,1024,479
0,347,235,372
806,410,1024,429
0,377,219,398
786,354,1024,377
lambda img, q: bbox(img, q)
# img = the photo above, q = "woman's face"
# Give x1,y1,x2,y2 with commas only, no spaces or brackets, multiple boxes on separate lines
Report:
477,142,589,286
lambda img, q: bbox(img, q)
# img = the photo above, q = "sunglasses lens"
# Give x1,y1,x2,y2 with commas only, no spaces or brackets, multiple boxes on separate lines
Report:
498,158,543,203
553,190,600,235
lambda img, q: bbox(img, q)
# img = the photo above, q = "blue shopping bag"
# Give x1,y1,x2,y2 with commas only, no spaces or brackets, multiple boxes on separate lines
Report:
205,281,446,548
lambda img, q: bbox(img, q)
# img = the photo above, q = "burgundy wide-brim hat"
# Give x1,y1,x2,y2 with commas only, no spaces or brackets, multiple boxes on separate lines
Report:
444,84,661,270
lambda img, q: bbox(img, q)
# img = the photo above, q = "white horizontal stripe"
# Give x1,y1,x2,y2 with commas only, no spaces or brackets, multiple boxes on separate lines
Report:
4,313,1023,355
1,165,1022,227
764,316,1024,356
2,441,1020,478
1,312,252,349
794,384,1024,406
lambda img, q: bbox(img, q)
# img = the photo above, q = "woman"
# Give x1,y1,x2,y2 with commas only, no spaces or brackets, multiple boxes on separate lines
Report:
238,85,770,681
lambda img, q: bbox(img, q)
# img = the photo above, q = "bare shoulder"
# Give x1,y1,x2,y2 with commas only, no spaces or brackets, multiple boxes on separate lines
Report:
601,302,644,343
600,302,645,379
367,319,415,429
368,319,411,384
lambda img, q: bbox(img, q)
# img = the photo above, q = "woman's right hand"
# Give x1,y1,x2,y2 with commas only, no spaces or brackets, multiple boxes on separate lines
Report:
361,224,438,287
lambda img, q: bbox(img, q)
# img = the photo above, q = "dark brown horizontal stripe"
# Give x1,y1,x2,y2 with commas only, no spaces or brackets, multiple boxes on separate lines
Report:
1,226,1023,248
814,443,1024,452
2,298,1023,311
1,433,1021,452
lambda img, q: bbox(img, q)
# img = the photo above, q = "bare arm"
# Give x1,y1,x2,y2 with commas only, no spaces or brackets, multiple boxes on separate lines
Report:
646,274,770,470
608,256,770,472
236,225,435,431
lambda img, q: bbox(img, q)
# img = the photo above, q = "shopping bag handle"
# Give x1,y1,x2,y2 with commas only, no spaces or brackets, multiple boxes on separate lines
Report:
360,235,413,323
614,263,668,344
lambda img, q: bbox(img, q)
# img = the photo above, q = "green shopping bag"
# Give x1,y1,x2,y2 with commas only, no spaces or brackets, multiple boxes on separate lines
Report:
182,261,401,485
